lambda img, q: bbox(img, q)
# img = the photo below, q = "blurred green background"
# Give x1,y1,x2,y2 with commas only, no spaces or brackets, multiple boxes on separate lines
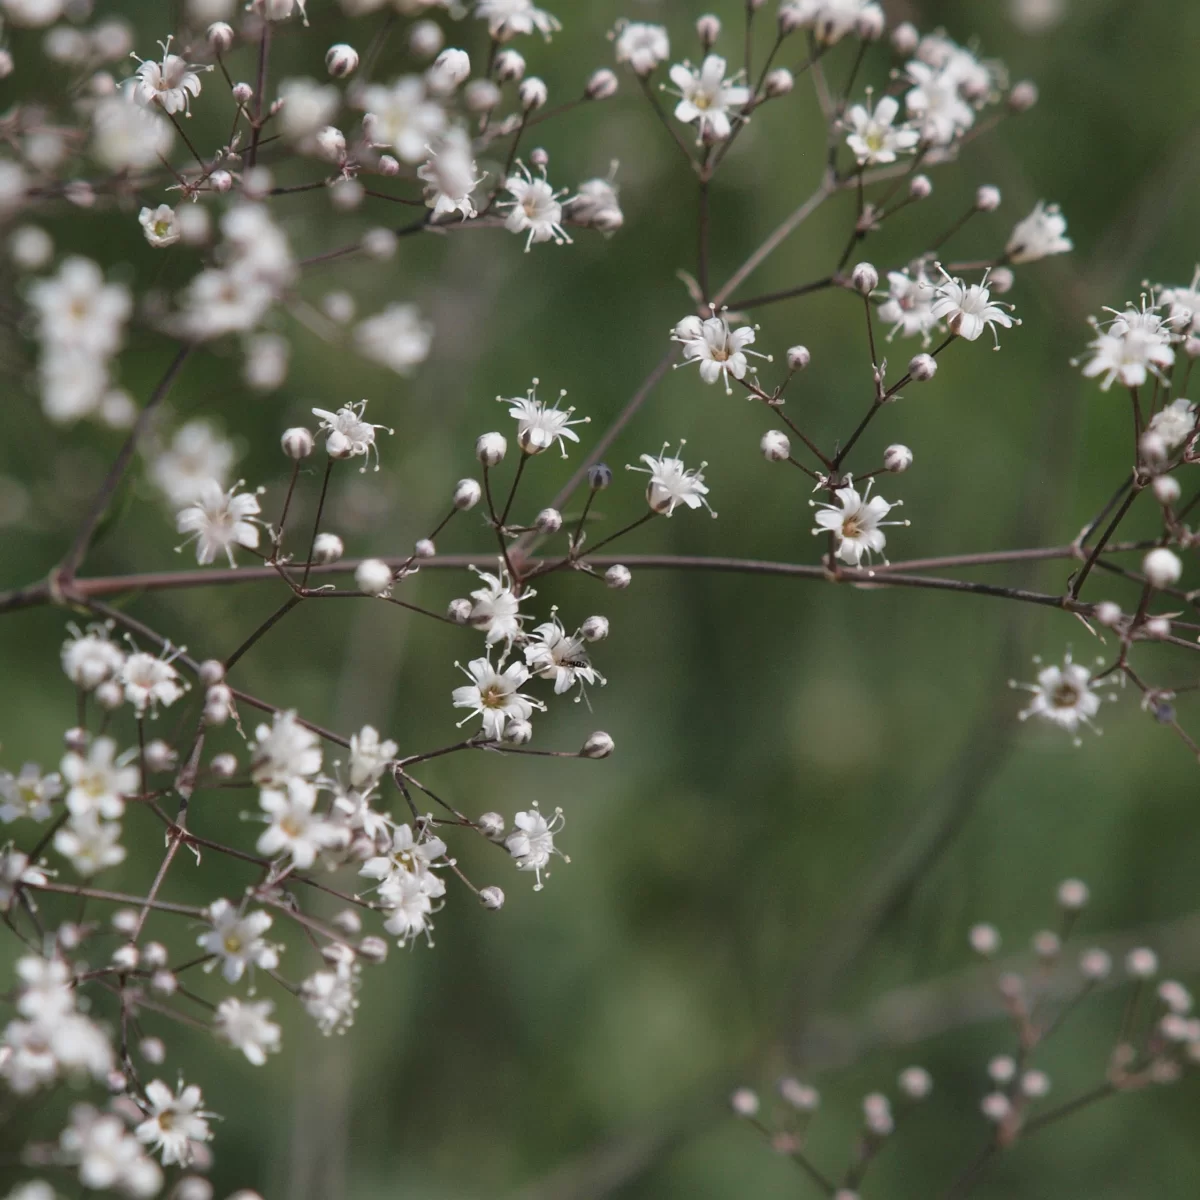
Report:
2,0,1200,1196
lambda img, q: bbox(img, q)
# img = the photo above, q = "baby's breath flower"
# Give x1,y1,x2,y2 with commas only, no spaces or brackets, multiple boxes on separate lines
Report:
135,1079,213,1166
130,38,209,116
175,480,264,567
475,0,560,42
0,764,61,823
138,204,180,248
250,711,322,785
812,479,906,567
198,900,278,984
628,443,715,517
62,737,138,820
845,92,920,165
667,55,750,143
904,61,975,145
312,400,393,470
524,615,605,695
215,997,281,1065
53,812,126,876
61,623,126,691
501,161,572,250
468,565,531,645
119,649,186,715
361,77,446,163
257,778,344,869
505,802,567,890
1006,201,1072,264
502,382,588,456
301,960,360,1033
673,312,766,392
418,129,484,220
614,21,669,75
354,305,434,376
1012,652,1105,743
348,726,399,789
1080,299,1180,391
452,656,543,740
931,269,1017,346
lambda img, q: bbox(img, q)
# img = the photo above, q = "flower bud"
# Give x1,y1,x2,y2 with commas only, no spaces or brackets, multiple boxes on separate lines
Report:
519,77,548,110
588,463,613,490
232,82,254,106
466,79,502,112
856,7,885,39
779,4,806,34
764,67,794,97
883,444,913,473
209,169,234,193
975,185,1001,212
581,730,614,758
1093,601,1122,627
1079,947,1111,980
0,50,12,79
355,558,393,597
428,48,471,93
477,812,506,840
494,46,525,81
112,944,139,971
529,146,549,170
151,969,177,995
410,20,444,59
863,1092,893,1135
988,266,1015,295
1145,615,1171,640
779,1078,820,1110
1126,947,1159,978
331,178,364,211
322,942,355,967
208,22,235,53
414,538,436,559
64,726,89,753
535,507,562,533
969,923,1000,956
205,683,232,717
479,885,505,910
209,752,238,779
312,532,344,564
358,935,388,963
504,719,533,745
144,739,177,773
898,1066,932,1100
1022,1070,1051,1098
95,680,124,711
730,1088,759,1117
1057,878,1089,910
112,907,138,934
376,154,400,177
909,353,937,382
315,126,346,162
1033,930,1061,961
447,598,473,624
981,1093,1011,1123
581,615,609,642
1139,430,1168,468
761,429,791,461
696,14,721,47
586,67,619,100
785,345,811,372
140,1036,166,1065
851,261,879,294
1143,547,1182,590
476,432,507,465
452,478,482,511
107,1070,129,1093
195,658,223,688
142,942,168,969
891,21,919,55
176,1178,213,1200
605,564,631,589
281,426,314,460
1153,475,1181,505
909,174,932,200
324,44,361,79
361,227,398,259
1008,80,1039,112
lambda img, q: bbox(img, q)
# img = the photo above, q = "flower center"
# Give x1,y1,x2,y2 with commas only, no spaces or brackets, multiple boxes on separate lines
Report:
280,814,305,837
223,934,243,954
1051,682,1080,709
481,685,507,709
843,515,863,539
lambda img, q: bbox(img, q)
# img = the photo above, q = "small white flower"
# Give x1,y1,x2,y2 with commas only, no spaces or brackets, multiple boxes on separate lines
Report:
53,812,126,876
1013,652,1105,743
61,1105,163,1198
812,478,906,567
28,256,131,358
524,615,605,695
149,420,237,509
0,763,62,823
380,870,438,947
61,737,138,820
1148,397,1197,452
277,77,340,143
504,803,567,890
257,778,344,869
215,997,282,1065
475,0,560,41
135,1079,212,1166
92,94,174,172
176,479,264,566
904,61,975,146
673,312,765,393
781,0,884,45
930,269,1017,346
138,203,180,248
501,161,571,251
468,566,532,645
502,382,588,456
614,21,670,75
311,400,393,470
61,623,126,691
360,823,447,899
564,171,624,232
627,443,715,517
348,725,399,789
360,77,446,164
0,850,48,909
1080,299,1180,391
878,269,939,346
130,38,209,115
354,304,434,376
301,960,360,1033
668,55,750,143
1006,201,1072,264
417,129,485,220
845,93,920,165
198,899,278,984
452,656,543,740
118,649,186,715
1159,267,1200,334
251,710,323,786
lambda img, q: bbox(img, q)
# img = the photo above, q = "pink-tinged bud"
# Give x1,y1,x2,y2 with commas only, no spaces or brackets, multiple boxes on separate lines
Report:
208,22,235,53
586,67,619,100
851,261,879,294
581,731,614,758
761,430,790,461
1008,80,1039,112
976,185,1002,212
909,353,937,382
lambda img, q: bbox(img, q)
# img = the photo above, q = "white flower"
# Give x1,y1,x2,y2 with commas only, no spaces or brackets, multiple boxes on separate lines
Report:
354,304,434,376
812,478,905,567
0,851,48,909
1148,397,1197,451
628,444,715,517
845,93,920,165
251,710,323,785
475,0,560,41
931,269,1017,346
524,616,605,695
215,997,281,1065
504,803,566,890
673,312,765,392
502,383,588,456
468,566,531,645
330,785,391,849
15,956,74,1020
198,899,278,984
1006,201,1072,264
118,649,186,714
668,55,750,142
781,0,884,45
138,204,180,248
53,813,126,876
1160,267,1200,334
360,77,446,164
61,622,126,691
177,267,277,341
176,478,264,566
61,738,138,820
258,778,343,868
614,21,669,75
877,269,938,346
91,94,174,171
380,870,438,946
220,204,295,288
1013,653,1104,743
37,350,110,424
149,420,237,509
348,725,399,789
564,172,624,232
28,256,131,357
361,823,447,896
0,763,62,823
904,61,975,146
452,657,542,740
277,77,340,143
312,400,392,470
501,162,571,251
1080,300,1179,391
418,130,484,220
135,1079,212,1166
130,39,209,115
61,1105,163,1198
301,961,360,1033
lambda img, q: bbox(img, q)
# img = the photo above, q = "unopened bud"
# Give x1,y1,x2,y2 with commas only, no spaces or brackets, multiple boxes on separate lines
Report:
476,432,507,466
1153,474,1182,505
786,344,811,371
581,730,614,758
898,1067,932,1100
883,444,913,473
332,909,362,935
1057,878,1089,910
151,969,177,995
477,812,506,840
1008,80,1039,112
535,507,562,533
581,614,609,641
909,353,937,382
447,598,472,624
588,463,613,490
761,429,791,461
503,719,533,745
144,739,176,773
764,67,794,97
64,726,89,753
142,942,168,969
1127,947,1159,978
414,538,436,559
779,1078,820,1110
209,170,233,193
311,532,343,564
969,923,1000,956
976,185,1002,212
529,146,549,170
95,680,123,710
281,427,314,460
730,1087,759,1117
316,126,346,161
494,49,525,82
465,79,502,113
208,22,235,53
909,174,932,200
891,21,919,55
1143,548,1182,590
586,67,619,100
851,261,879,294
453,478,482,511
605,564,631,589
1033,930,1061,961
1093,601,1122,627
355,558,393,597
112,944,139,971
209,752,238,779
409,20,444,60
479,885,505,910
140,1036,166,1064
232,81,253,106
428,48,471,94
358,935,388,963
